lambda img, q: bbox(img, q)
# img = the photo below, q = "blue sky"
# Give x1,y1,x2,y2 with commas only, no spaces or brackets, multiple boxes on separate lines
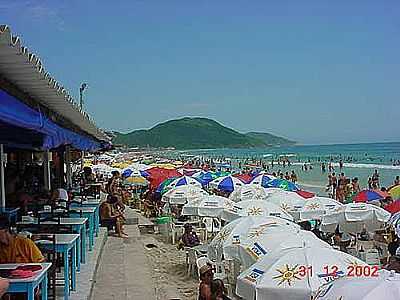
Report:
2,0,399,144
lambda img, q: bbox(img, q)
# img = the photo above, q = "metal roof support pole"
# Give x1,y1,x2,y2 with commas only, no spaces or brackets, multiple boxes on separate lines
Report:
43,151,51,191
0,144,5,208
65,145,72,189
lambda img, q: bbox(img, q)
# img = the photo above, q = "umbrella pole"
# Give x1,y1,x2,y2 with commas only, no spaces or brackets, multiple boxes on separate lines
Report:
0,144,5,208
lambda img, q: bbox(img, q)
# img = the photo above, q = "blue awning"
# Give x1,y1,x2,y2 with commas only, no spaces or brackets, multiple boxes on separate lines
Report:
0,89,103,151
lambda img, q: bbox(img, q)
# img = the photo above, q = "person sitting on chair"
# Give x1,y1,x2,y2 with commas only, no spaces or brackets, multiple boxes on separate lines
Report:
181,223,200,248
100,195,128,238
0,215,44,263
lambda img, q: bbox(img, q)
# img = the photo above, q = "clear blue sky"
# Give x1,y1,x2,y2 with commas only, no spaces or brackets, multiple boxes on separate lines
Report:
2,0,399,144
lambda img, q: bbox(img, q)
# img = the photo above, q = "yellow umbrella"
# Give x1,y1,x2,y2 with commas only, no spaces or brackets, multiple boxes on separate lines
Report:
124,176,149,186
389,185,400,200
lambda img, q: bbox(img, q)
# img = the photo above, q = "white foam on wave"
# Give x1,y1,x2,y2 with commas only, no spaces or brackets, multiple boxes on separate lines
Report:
331,162,400,170
263,154,273,157
290,162,400,170
279,153,297,157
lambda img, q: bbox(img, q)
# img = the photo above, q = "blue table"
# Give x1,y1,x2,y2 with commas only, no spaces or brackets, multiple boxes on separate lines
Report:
71,198,101,237
36,234,79,300
38,208,96,251
17,218,88,264
69,207,96,251
1,263,51,300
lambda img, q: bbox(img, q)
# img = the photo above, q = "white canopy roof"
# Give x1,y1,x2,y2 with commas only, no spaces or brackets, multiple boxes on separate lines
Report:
0,25,109,142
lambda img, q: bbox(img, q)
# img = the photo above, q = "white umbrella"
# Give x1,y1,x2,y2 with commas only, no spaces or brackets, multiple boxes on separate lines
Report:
209,175,244,193
161,185,208,205
290,197,343,221
181,195,235,218
166,175,202,189
250,174,276,186
266,190,306,212
321,202,391,233
315,270,400,300
222,200,294,222
128,162,151,171
238,230,331,269
237,246,367,300
208,216,300,262
229,185,268,202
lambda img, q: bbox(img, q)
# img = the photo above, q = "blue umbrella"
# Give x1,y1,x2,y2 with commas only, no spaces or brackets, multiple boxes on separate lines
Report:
209,176,244,193
250,174,276,186
122,168,149,178
263,179,299,191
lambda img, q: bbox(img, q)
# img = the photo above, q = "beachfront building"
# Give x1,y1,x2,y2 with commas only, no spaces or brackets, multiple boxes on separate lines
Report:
0,24,110,206
0,25,110,299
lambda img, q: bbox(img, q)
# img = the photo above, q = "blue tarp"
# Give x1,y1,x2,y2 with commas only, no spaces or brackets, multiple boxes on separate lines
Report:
0,89,103,151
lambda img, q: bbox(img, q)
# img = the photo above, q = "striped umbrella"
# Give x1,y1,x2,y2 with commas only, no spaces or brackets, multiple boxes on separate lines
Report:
353,190,389,203
209,175,245,193
250,174,276,187
166,176,202,189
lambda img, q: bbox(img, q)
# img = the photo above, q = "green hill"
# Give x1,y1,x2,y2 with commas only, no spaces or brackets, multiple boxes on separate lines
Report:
113,117,295,149
245,132,296,146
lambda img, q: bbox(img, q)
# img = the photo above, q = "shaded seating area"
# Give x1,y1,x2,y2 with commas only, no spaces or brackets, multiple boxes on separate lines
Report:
0,25,111,300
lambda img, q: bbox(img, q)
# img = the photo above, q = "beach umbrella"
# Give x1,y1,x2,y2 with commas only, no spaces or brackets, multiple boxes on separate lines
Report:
321,202,391,233
155,177,178,195
128,162,151,171
161,185,208,205
389,185,400,200
222,200,294,222
181,195,235,218
121,168,149,178
250,174,276,187
146,167,181,190
124,176,149,186
166,175,202,190
208,216,300,262
263,178,299,191
291,197,343,221
209,175,245,193
229,185,268,202
385,199,400,214
238,230,331,269
233,173,253,184
315,270,400,300
295,190,315,199
236,246,366,300
196,171,230,185
266,191,306,212
354,189,389,203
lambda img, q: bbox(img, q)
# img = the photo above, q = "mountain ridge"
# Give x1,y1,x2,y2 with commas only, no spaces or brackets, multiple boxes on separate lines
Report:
113,117,296,149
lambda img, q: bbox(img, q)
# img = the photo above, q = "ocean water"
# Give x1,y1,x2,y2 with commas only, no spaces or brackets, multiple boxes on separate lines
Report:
172,142,400,195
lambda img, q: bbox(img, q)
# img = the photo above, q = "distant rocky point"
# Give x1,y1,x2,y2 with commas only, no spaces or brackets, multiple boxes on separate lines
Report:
113,117,296,149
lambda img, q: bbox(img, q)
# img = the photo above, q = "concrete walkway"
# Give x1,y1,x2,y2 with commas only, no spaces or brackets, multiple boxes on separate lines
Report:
91,210,157,300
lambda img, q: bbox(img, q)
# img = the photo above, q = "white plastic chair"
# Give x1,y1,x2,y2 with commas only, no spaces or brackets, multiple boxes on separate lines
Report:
365,249,381,266
196,257,212,279
171,223,184,245
186,247,199,277
202,217,222,240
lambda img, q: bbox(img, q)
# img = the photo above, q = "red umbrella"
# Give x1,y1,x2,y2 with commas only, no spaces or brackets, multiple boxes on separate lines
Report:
146,167,181,190
233,173,253,184
295,190,315,199
384,199,400,214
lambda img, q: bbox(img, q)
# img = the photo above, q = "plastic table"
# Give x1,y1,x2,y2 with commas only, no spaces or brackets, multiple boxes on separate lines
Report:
1,263,51,300
36,234,79,300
